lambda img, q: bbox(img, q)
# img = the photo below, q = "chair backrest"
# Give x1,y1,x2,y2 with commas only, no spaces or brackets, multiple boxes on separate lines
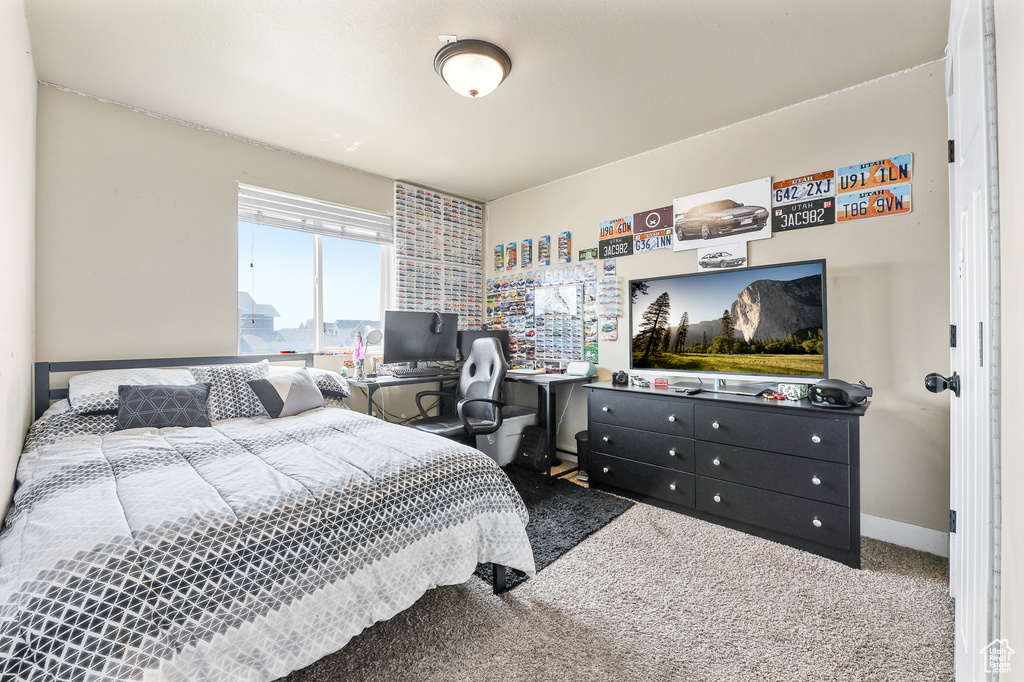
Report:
459,337,507,421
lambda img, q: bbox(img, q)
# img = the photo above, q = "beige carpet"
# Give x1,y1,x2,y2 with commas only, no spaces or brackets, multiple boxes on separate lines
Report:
282,504,953,682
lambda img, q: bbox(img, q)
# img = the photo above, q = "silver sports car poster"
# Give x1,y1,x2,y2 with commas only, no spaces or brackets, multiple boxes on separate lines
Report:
672,177,772,252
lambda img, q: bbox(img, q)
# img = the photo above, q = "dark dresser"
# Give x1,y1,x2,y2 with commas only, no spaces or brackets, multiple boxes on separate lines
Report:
587,381,867,567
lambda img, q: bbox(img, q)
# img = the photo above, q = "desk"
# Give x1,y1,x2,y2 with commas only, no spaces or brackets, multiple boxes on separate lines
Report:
348,373,460,418
504,372,595,478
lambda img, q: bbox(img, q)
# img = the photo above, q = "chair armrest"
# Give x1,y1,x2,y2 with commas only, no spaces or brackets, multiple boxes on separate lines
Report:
456,398,504,437
414,389,455,419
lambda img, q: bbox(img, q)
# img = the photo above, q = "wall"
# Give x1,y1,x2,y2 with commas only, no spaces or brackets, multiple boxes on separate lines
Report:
0,1,37,520
35,85,394,362
487,63,951,533
995,0,1023,676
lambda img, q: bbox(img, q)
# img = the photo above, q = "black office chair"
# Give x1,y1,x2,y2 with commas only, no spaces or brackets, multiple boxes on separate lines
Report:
408,337,507,444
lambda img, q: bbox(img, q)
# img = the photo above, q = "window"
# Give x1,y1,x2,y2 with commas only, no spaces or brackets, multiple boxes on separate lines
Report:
237,185,393,354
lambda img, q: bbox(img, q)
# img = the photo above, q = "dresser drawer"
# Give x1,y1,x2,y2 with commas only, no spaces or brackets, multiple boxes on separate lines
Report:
693,404,849,463
695,477,850,550
591,453,695,507
590,423,694,472
590,390,693,437
695,442,849,506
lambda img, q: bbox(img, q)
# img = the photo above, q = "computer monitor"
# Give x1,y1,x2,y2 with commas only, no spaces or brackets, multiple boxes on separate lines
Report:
382,310,458,366
457,329,511,363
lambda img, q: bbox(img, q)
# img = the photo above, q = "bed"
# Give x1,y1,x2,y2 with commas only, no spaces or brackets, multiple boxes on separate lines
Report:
0,354,535,681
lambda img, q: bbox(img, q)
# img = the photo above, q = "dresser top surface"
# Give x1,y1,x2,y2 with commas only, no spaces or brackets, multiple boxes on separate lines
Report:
588,381,868,417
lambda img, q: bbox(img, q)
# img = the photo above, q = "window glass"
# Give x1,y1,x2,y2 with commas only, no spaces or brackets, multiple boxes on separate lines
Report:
322,236,383,351
238,222,314,353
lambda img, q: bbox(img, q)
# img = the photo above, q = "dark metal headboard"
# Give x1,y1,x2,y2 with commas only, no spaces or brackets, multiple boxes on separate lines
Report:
33,353,315,421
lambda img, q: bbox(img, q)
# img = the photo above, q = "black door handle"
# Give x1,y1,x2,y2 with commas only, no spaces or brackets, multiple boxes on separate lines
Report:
925,372,960,397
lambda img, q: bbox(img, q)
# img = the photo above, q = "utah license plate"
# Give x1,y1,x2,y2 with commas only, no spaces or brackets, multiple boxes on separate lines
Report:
835,184,912,222
836,153,912,193
772,198,836,232
772,170,835,206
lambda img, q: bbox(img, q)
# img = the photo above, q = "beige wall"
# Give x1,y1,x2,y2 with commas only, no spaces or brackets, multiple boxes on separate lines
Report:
995,0,1023,676
35,85,394,362
488,63,951,532
0,1,37,520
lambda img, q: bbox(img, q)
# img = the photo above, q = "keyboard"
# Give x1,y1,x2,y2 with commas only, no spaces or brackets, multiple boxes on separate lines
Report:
390,367,451,378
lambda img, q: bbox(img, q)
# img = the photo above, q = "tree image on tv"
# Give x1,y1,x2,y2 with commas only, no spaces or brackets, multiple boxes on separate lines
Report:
631,273,824,376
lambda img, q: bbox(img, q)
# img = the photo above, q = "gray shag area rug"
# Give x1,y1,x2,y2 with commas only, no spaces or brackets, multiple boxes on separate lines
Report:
473,465,635,590
281,503,953,682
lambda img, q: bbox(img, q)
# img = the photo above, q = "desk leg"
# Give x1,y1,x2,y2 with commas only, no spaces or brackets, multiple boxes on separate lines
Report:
366,384,376,416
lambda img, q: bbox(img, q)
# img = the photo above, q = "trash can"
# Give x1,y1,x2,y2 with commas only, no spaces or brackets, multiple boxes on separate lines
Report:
574,430,590,482
476,406,538,467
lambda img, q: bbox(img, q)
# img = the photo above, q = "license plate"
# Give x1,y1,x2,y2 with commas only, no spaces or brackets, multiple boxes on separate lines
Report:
599,234,634,259
835,184,912,222
772,170,835,206
741,218,753,225
633,228,673,253
772,198,836,232
836,153,912,193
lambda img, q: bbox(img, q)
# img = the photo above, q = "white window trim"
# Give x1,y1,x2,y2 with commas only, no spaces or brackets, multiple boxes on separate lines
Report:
238,184,393,354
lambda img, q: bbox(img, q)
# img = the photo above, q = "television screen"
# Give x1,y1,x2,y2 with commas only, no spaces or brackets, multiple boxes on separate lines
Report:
629,260,827,380
382,310,458,365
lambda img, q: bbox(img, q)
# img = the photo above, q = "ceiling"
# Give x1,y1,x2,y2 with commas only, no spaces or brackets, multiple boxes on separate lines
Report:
24,0,950,203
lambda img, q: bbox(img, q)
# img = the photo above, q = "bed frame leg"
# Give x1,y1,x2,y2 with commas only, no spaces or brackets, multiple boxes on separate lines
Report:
492,563,507,594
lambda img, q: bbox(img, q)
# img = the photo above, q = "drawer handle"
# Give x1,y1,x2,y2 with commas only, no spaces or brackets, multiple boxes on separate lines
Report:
812,517,822,528
712,457,721,466
811,434,821,444
602,436,610,443
712,421,720,429
602,466,610,474
669,449,677,457
669,483,677,491
812,476,822,486
668,415,677,423
713,494,722,503
602,406,610,412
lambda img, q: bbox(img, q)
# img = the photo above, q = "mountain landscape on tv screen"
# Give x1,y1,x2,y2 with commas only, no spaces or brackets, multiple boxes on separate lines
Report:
632,274,825,377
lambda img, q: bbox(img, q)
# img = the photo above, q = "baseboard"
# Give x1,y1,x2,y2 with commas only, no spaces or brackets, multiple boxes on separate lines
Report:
861,514,949,558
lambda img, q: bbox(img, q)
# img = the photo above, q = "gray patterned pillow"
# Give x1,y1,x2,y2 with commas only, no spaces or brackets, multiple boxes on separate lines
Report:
268,366,351,398
67,368,196,415
248,368,324,418
116,384,212,430
189,360,269,421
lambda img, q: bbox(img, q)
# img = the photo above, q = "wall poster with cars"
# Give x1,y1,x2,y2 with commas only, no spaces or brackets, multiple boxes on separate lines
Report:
696,242,748,270
673,177,772,252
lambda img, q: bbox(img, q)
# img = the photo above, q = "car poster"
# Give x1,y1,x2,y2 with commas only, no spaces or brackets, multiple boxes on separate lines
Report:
578,247,598,261
673,177,772,252
836,153,912,193
538,235,551,266
696,242,748,270
557,231,572,263
598,216,634,259
520,238,533,268
505,242,517,271
835,183,912,222
493,244,504,271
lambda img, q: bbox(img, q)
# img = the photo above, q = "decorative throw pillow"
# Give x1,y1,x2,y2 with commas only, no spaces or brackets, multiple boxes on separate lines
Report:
189,360,270,421
248,368,325,418
68,368,196,415
115,383,212,430
307,367,351,398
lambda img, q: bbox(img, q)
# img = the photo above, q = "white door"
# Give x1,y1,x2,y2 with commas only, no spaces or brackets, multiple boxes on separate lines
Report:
944,0,1001,679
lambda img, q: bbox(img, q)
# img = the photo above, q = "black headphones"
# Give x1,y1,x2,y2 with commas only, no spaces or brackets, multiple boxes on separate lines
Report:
432,311,444,335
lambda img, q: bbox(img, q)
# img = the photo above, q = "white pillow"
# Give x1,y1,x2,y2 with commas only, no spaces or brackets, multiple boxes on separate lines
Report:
269,365,351,398
68,368,195,415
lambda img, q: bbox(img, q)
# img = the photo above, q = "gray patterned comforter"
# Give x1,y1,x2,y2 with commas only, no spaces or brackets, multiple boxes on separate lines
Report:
0,406,534,681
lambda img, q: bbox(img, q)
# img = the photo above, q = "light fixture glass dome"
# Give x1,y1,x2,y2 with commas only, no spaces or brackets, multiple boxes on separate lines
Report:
434,39,512,98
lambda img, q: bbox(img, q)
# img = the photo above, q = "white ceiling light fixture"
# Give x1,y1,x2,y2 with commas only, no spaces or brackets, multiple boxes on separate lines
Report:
433,36,512,98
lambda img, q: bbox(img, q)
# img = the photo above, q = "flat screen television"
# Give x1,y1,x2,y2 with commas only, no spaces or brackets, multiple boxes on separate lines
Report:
457,329,511,363
383,310,458,365
629,259,827,381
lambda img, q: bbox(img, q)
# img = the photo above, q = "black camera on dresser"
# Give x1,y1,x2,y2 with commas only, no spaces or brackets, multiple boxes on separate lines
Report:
586,381,867,568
